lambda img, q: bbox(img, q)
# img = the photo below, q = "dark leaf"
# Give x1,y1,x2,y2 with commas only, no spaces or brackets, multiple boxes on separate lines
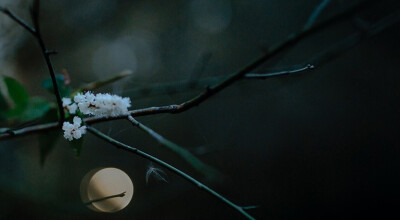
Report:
42,74,72,97
0,76,29,119
21,97,53,121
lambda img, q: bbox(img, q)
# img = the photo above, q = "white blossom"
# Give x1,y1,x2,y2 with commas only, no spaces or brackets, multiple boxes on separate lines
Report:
62,97,78,114
73,91,131,117
62,116,87,141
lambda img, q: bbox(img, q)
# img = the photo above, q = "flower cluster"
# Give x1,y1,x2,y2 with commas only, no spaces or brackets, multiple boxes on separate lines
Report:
62,116,87,141
62,97,77,114
73,92,131,117
61,91,131,140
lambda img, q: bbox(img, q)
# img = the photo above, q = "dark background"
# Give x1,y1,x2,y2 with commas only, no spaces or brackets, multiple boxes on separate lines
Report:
0,0,400,219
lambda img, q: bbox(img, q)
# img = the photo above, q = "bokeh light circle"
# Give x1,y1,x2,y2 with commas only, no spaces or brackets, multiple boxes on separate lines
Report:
80,167,134,213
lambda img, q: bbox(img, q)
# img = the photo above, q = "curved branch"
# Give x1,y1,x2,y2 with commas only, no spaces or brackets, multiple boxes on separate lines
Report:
87,127,255,220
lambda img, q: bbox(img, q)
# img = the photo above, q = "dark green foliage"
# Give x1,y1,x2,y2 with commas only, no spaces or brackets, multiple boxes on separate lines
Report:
0,75,55,122
0,76,29,119
41,74,71,98
21,97,53,121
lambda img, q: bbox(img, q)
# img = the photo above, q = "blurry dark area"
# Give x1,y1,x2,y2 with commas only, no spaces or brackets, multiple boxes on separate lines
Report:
1,0,400,219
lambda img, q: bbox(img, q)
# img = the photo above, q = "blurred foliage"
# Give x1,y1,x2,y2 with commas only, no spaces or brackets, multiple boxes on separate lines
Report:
41,74,72,98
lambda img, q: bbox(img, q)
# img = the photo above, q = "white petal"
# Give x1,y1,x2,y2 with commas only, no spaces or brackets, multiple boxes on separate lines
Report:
73,130,82,139
73,116,82,125
68,103,77,114
62,97,71,107
74,93,85,103
63,131,73,141
79,126,87,134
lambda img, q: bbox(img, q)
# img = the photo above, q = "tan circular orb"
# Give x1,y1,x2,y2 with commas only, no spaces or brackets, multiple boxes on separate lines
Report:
80,167,134,213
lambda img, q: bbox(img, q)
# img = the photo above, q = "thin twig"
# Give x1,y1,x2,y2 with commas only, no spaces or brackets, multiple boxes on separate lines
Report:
242,205,260,210
0,7,36,35
245,64,314,78
127,115,219,178
84,191,126,206
0,0,65,124
123,64,314,98
87,127,255,220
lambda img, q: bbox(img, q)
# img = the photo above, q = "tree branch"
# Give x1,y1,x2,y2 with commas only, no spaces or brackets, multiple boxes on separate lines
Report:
0,0,65,124
87,126,255,220
164,0,373,114
0,0,383,142
123,64,315,99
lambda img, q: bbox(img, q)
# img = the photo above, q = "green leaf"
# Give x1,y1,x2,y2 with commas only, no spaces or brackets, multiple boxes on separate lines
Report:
21,97,54,121
0,76,29,118
3,76,29,106
38,130,60,166
42,74,72,97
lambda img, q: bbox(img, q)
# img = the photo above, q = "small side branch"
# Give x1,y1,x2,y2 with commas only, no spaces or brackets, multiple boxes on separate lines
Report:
87,127,255,220
84,191,126,206
245,64,314,79
123,64,314,99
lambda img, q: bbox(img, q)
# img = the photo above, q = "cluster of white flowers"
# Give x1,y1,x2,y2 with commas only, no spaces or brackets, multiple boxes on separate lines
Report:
62,92,131,117
73,92,131,117
62,97,78,114
62,116,87,141
61,91,131,140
